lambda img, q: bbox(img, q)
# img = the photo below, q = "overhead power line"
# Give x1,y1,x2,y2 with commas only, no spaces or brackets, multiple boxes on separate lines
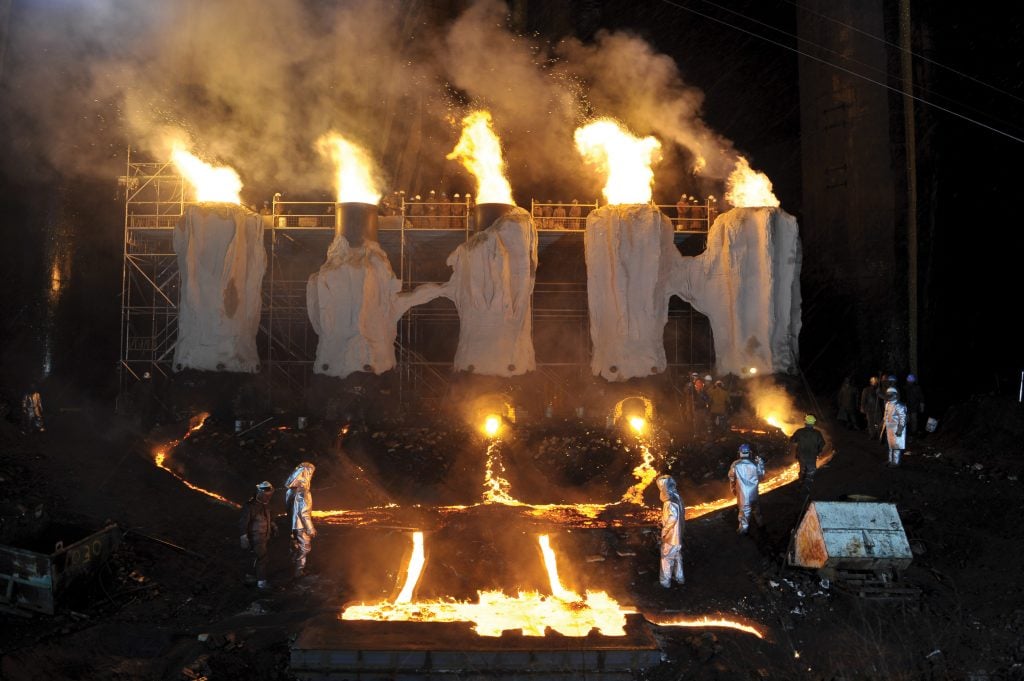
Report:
656,0,1024,145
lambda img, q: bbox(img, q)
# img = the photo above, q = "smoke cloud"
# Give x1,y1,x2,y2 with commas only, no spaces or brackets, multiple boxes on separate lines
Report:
1,0,748,204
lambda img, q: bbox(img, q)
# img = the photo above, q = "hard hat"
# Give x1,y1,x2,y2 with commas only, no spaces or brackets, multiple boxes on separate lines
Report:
256,481,274,492
690,372,699,378
142,371,151,380
887,375,897,382
907,374,916,383
738,443,752,457
804,414,816,425
869,377,878,385
715,380,724,387
704,374,713,382
886,387,898,396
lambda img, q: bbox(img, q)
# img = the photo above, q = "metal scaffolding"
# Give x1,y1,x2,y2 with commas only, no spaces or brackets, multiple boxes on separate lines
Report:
118,159,715,410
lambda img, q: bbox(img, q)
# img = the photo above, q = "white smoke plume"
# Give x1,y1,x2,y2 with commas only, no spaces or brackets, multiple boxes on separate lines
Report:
0,0,748,203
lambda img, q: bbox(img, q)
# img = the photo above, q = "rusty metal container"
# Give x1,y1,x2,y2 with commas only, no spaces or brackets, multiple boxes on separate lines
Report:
789,502,912,571
473,203,515,232
0,523,121,614
335,202,379,246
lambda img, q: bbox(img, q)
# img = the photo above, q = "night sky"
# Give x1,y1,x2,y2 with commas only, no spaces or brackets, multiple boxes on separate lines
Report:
0,0,1021,414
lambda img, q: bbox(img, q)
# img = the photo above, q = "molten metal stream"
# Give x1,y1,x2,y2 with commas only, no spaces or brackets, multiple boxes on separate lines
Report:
153,413,240,509
646,613,767,639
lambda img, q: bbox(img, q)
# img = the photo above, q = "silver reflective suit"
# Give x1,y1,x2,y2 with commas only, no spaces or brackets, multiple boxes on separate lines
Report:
728,455,765,534
285,462,316,576
656,475,685,587
882,397,908,466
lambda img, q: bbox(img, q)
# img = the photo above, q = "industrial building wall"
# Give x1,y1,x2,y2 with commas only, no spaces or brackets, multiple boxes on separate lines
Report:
797,0,908,379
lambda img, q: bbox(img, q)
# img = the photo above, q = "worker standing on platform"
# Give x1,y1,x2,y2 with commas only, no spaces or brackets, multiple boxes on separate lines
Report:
285,462,317,578
655,474,685,588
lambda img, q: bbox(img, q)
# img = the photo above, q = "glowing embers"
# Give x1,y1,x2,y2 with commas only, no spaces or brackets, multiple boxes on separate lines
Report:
170,144,243,204
574,118,661,205
341,533,631,637
647,613,767,639
315,132,383,204
153,413,239,508
724,156,779,208
447,111,515,205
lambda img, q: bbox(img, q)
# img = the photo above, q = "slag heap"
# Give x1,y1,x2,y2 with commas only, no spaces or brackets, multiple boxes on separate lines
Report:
585,204,676,381
670,207,802,375
173,204,266,373
307,230,403,379
445,207,537,376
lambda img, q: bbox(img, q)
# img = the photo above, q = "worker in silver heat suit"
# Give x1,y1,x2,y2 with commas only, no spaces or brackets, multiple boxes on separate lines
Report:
881,387,908,467
655,474,685,587
728,443,765,535
285,462,317,577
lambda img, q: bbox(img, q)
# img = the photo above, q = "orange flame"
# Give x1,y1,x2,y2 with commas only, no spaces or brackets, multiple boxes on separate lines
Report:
447,111,514,205
341,532,632,636
574,119,661,205
170,144,242,204
316,132,383,204
724,156,779,208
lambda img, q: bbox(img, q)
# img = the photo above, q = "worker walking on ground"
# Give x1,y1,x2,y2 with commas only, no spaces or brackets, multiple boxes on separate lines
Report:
728,444,765,535
285,462,317,578
707,380,731,433
836,375,858,430
881,388,908,468
860,376,883,440
655,474,685,588
790,414,826,496
239,481,277,590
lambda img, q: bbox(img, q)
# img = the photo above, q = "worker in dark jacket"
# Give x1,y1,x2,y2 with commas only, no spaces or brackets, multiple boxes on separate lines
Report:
789,414,826,495
239,481,277,589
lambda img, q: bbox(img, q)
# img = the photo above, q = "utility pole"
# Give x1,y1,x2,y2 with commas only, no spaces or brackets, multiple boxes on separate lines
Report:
900,0,919,375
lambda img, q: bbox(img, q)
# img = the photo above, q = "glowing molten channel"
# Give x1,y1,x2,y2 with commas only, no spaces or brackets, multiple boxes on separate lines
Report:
341,533,632,637
447,111,514,205
574,119,661,205
170,145,242,204
724,156,780,208
647,613,766,639
395,531,425,603
316,132,383,204
153,413,239,508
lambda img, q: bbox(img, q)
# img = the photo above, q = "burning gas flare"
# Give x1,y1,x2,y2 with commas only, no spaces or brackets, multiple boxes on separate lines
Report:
724,156,780,208
170,144,243,204
316,132,383,204
153,413,239,508
447,111,514,205
574,118,661,205
647,613,766,639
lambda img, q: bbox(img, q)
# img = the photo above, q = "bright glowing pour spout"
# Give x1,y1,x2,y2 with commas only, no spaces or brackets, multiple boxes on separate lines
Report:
574,119,661,205
395,531,425,603
170,144,242,204
447,111,515,205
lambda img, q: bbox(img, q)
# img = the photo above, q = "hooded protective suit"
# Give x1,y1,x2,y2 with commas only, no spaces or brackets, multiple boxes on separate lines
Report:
655,475,685,587
285,462,316,576
728,450,765,534
882,393,908,466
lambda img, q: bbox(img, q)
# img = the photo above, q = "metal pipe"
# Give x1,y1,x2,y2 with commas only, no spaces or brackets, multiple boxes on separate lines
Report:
335,202,379,246
473,203,515,232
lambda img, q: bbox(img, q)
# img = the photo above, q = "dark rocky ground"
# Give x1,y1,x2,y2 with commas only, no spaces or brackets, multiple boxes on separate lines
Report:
0,386,1022,681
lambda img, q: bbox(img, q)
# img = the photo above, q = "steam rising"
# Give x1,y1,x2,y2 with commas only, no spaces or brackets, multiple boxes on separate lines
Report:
3,0,763,203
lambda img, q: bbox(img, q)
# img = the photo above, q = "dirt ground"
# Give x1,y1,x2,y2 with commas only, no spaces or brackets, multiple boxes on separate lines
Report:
0,387,1022,681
